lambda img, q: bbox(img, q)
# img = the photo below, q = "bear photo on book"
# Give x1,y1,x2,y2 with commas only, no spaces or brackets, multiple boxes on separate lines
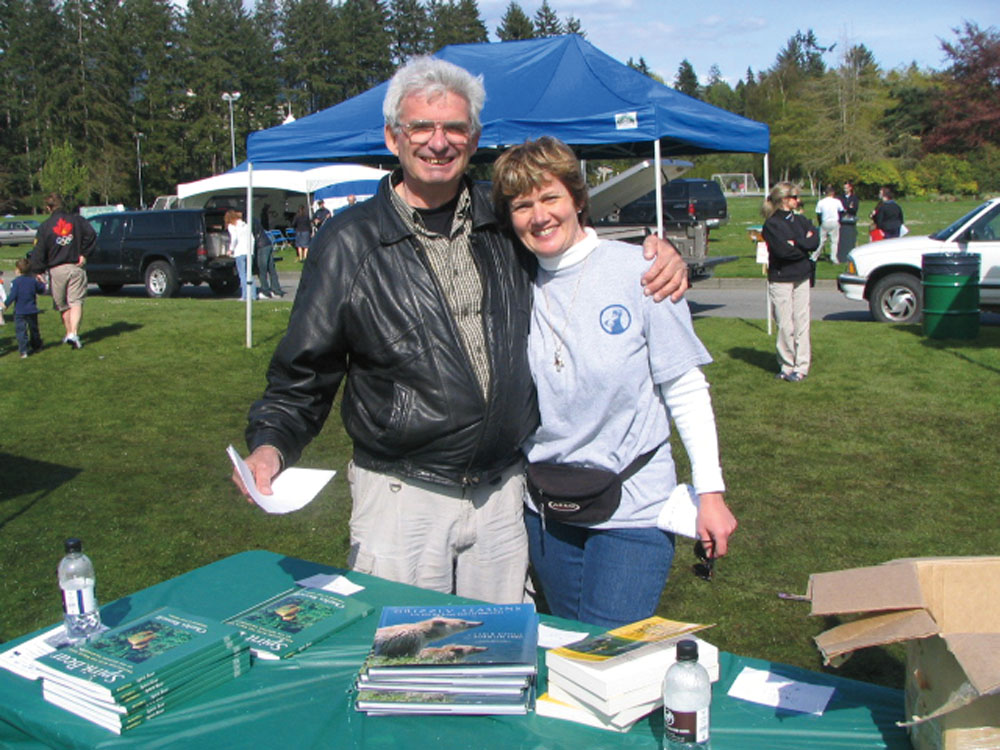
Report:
374,617,483,659
365,604,538,671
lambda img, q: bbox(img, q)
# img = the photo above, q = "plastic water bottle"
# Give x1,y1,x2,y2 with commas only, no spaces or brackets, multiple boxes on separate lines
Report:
662,639,711,747
58,538,103,643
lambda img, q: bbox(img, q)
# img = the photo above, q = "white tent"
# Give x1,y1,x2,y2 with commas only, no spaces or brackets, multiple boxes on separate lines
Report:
176,162,388,216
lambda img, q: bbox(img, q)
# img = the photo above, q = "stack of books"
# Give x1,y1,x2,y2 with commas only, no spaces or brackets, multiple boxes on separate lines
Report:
354,603,538,715
538,616,719,733
31,608,250,734
224,586,373,659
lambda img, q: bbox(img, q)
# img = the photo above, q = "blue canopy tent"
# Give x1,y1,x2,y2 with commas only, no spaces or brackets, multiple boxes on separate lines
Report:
247,35,769,164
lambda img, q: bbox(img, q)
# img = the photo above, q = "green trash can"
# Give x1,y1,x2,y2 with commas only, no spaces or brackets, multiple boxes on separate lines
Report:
922,252,980,339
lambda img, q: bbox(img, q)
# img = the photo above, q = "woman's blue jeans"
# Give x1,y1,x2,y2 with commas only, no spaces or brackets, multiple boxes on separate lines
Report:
525,509,675,628
236,254,256,300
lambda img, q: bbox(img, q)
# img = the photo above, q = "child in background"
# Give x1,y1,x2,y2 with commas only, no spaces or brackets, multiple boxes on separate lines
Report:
0,269,6,325
5,258,45,358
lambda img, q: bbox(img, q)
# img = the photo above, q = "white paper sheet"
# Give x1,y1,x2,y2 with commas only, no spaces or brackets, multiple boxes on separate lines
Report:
656,483,700,538
296,573,365,596
227,445,335,514
726,666,836,715
537,623,589,649
0,626,66,680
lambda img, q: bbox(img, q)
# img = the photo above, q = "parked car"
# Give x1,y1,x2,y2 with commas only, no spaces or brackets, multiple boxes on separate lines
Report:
595,178,729,229
838,198,1000,323
86,209,237,298
0,219,40,245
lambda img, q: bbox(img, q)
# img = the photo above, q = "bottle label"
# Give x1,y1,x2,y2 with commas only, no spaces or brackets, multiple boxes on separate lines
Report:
664,706,710,744
62,585,97,616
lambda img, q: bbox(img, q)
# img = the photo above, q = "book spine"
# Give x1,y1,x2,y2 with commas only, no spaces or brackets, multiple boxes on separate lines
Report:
37,637,247,703
43,651,251,732
35,630,246,701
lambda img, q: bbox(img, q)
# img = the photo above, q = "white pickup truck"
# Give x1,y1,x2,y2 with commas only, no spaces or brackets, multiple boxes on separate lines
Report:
838,197,1000,323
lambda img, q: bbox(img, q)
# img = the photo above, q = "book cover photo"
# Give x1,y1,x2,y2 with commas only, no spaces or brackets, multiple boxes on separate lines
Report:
364,603,538,674
224,586,373,659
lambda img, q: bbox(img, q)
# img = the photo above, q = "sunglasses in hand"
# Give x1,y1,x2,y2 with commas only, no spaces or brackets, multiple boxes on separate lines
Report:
692,540,715,581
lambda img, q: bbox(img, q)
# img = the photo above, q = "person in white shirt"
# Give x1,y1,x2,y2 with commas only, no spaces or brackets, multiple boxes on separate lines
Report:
814,186,845,263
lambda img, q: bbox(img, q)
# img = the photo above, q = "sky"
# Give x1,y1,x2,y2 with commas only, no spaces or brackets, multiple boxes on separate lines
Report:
477,0,1000,86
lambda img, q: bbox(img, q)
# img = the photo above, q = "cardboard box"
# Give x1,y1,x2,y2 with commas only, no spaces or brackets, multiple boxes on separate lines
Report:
808,557,1000,750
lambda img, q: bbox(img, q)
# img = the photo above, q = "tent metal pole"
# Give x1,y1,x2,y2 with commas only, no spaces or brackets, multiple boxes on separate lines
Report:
246,162,253,348
654,140,663,238
763,152,772,336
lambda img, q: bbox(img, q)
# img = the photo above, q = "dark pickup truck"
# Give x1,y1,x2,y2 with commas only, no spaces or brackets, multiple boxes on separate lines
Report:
596,178,729,229
86,209,238,298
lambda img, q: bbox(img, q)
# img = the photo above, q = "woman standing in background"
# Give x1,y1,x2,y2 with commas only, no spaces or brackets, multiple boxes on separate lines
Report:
762,182,818,382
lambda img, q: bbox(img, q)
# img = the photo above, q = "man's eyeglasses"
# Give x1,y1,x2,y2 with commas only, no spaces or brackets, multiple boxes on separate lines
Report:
692,540,715,581
398,120,472,146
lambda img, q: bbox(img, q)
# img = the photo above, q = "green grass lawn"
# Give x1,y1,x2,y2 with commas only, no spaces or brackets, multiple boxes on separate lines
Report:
2,295,998,691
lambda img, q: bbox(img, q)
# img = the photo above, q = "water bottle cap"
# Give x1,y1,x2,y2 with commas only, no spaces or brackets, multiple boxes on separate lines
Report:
64,538,83,553
676,639,698,661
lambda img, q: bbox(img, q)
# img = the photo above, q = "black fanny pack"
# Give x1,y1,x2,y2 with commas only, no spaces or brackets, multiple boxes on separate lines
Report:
526,448,658,525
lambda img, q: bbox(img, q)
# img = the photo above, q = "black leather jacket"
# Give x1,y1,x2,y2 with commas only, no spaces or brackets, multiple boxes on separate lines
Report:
246,176,539,487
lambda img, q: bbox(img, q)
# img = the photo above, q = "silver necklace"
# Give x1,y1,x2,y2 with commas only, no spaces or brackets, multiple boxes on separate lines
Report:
539,254,590,372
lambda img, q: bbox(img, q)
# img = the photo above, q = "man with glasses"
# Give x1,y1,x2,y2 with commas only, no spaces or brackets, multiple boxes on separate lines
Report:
234,56,687,604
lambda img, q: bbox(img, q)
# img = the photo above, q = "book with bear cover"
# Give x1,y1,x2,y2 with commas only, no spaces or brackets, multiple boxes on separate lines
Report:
223,586,373,659
544,617,716,701
360,603,538,681
32,608,248,703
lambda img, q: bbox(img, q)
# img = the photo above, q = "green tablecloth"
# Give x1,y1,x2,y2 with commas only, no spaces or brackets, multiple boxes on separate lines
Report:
0,551,911,749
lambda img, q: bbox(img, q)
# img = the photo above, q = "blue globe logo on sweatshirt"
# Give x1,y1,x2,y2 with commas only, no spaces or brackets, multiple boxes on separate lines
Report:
599,305,631,334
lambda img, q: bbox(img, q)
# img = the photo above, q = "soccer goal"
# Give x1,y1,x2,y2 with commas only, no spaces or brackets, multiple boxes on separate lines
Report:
711,173,761,195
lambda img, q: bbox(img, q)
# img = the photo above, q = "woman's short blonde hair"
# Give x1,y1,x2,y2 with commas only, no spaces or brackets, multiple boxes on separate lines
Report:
491,136,589,228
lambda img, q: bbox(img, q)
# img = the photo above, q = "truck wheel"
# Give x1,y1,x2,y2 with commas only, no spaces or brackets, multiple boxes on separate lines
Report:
144,261,179,298
870,273,921,323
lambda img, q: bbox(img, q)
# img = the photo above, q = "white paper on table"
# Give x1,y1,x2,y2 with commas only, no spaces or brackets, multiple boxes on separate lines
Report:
227,445,335,514
537,623,589,649
727,666,836,716
0,626,67,680
656,483,700,538
296,573,365,596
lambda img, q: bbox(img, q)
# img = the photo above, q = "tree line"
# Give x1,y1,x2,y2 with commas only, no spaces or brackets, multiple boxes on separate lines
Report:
1,0,997,212
669,23,1000,199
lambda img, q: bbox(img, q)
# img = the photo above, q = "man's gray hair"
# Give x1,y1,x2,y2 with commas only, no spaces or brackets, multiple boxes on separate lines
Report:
383,56,485,134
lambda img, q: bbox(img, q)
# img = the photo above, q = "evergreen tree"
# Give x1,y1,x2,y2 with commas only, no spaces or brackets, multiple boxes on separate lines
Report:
280,0,343,115
428,0,486,50
532,0,561,37
627,56,652,77
388,0,430,64
125,0,189,201
673,59,700,98
495,1,533,41
180,0,260,175
563,15,583,37
339,0,394,99
702,64,740,113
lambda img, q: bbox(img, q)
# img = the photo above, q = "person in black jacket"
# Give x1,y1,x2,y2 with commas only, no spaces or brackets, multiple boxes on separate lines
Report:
29,193,96,350
871,186,904,239
232,56,688,605
763,182,819,382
